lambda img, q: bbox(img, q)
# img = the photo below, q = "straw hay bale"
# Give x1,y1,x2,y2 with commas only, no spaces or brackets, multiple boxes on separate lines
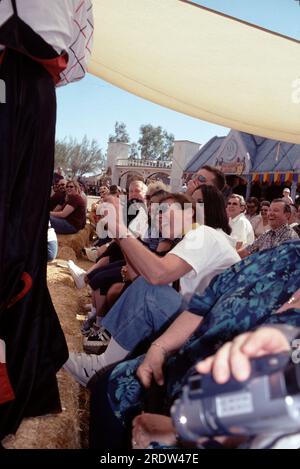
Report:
1,258,92,449
57,245,77,262
57,224,93,259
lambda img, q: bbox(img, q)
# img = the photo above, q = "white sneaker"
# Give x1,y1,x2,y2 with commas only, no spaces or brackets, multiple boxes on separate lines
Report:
67,260,86,289
63,352,103,387
67,260,86,276
85,247,98,263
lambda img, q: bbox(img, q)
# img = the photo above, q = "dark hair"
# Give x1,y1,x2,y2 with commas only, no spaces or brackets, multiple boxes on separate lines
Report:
246,196,260,214
260,200,270,208
271,198,292,214
109,185,120,195
200,185,231,235
202,165,226,191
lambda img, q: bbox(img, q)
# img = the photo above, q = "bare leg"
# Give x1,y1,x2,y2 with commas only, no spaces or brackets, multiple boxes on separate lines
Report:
86,255,110,276
94,289,107,317
91,290,96,308
106,283,125,310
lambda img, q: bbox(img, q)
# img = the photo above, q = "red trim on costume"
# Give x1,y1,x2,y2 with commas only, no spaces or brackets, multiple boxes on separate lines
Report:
0,363,15,404
0,46,68,84
0,49,6,65
30,53,69,84
7,272,33,308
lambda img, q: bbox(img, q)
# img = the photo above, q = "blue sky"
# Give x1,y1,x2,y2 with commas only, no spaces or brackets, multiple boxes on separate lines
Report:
56,0,300,152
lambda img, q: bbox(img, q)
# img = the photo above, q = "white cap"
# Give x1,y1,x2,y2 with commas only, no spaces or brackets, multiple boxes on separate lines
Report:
283,188,290,193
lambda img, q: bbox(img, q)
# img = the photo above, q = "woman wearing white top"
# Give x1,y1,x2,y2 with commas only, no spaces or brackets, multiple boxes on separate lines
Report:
226,194,255,249
64,187,241,386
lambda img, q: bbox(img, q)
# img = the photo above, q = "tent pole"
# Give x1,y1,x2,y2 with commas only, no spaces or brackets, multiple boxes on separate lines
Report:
291,177,297,202
245,175,252,200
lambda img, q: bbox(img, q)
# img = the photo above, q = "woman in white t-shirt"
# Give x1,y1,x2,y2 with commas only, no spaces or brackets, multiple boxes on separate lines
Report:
64,186,241,386
110,187,240,301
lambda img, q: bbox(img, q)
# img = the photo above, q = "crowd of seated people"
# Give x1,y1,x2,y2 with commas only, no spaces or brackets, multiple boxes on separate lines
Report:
68,180,173,353
64,182,240,376
50,180,87,234
51,166,300,450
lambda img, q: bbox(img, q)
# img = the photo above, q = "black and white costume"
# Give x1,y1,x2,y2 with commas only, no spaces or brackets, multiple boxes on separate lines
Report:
0,0,93,439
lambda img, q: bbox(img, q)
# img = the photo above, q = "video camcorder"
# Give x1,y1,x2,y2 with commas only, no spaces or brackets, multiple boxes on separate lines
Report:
171,353,300,442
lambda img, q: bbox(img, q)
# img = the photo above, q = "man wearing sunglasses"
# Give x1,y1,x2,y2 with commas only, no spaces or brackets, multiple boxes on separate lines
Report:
50,180,66,211
186,165,225,196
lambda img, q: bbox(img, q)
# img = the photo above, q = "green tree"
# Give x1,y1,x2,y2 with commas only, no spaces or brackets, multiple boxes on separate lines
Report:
129,142,140,159
138,124,174,160
55,135,104,177
108,121,130,143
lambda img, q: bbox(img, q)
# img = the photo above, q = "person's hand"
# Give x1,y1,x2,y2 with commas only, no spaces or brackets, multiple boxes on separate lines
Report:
136,343,167,388
186,178,198,195
131,414,177,449
103,195,127,239
196,327,290,383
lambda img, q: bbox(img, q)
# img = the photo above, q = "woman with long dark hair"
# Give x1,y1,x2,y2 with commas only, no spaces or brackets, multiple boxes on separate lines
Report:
192,184,231,235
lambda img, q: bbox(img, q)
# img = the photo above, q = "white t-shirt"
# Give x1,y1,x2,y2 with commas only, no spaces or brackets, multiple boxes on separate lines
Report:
169,225,240,302
229,213,255,247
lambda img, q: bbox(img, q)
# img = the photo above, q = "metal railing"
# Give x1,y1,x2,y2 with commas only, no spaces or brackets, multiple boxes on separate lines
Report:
115,158,172,169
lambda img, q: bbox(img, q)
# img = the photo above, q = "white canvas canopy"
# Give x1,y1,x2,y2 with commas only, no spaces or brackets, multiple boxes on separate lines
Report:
89,0,300,144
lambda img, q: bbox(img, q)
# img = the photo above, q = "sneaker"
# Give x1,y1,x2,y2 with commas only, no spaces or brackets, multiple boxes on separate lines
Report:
67,260,86,289
81,311,97,336
83,328,111,354
63,352,103,387
85,247,98,263
67,260,86,276
83,303,93,311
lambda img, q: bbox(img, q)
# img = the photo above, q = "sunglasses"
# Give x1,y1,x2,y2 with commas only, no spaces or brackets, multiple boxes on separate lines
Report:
66,185,74,189
193,174,207,183
227,202,239,206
